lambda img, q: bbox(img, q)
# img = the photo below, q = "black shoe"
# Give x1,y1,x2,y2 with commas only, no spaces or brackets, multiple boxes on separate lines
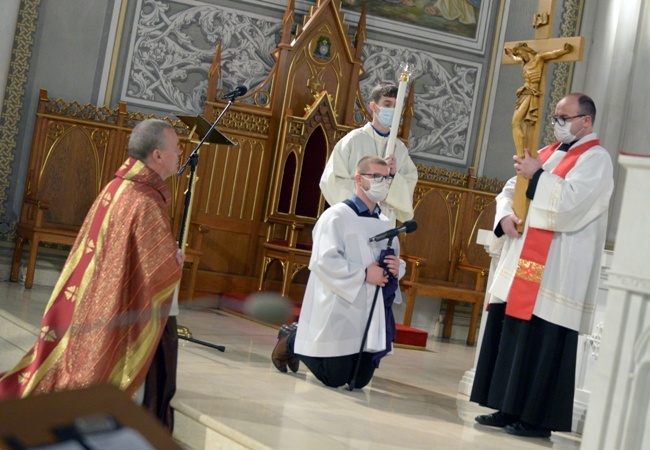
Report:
475,411,519,428
505,421,551,438
271,323,299,373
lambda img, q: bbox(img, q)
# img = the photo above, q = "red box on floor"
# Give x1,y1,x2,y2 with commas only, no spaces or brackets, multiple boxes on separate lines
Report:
395,324,428,348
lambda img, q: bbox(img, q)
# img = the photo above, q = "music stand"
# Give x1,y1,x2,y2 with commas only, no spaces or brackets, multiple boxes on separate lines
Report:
176,114,235,147
174,113,235,352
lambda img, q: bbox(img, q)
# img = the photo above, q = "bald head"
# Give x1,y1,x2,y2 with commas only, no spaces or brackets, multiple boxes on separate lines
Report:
555,93,596,139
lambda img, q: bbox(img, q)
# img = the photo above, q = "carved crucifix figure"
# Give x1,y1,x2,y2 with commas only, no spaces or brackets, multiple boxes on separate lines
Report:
501,0,584,230
506,41,572,159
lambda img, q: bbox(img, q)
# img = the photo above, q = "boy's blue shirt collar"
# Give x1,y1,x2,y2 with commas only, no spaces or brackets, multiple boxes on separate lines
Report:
350,193,381,217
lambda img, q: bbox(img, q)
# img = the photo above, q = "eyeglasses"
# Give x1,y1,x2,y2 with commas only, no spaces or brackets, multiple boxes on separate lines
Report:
360,173,392,183
551,114,586,126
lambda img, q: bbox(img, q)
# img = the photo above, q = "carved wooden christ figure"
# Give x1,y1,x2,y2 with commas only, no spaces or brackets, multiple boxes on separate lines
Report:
505,41,572,157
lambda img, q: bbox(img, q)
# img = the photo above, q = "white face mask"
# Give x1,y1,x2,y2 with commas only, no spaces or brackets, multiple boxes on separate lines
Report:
553,121,577,144
377,107,395,128
362,178,390,203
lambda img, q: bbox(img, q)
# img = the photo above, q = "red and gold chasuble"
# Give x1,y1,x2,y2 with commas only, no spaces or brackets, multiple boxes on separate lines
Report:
0,158,181,399
506,140,600,320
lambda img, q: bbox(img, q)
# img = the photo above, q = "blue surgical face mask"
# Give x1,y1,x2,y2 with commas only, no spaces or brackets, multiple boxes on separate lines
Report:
377,107,395,128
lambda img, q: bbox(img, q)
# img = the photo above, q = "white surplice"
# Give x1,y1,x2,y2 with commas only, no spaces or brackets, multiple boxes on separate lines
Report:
488,133,613,333
294,202,405,357
319,123,418,226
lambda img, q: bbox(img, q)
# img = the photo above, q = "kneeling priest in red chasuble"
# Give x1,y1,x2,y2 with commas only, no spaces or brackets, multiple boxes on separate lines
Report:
0,119,184,400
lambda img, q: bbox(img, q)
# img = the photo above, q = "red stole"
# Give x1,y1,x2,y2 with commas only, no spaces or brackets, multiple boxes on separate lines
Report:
506,140,600,320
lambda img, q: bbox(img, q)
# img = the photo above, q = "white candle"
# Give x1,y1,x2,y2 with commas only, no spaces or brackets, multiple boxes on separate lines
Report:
385,63,412,157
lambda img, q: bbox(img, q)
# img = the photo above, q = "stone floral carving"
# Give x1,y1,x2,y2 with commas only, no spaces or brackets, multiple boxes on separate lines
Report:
585,322,604,359
361,42,479,163
123,0,281,112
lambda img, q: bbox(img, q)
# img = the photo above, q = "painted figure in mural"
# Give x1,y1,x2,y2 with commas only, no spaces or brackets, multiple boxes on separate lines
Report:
504,41,573,157
425,0,481,24
383,0,415,6
345,0,416,7
342,0,482,36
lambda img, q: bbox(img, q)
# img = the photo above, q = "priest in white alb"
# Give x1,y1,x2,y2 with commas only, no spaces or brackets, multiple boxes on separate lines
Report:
470,93,614,438
319,81,418,227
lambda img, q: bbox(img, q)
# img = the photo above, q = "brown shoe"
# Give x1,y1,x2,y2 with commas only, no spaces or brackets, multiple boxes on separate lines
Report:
272,324,299,373
287,354,300,373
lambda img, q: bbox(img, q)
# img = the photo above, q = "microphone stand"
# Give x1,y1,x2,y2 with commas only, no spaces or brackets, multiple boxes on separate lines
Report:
175,99,237,352
176,98,235,241
348,235,396,391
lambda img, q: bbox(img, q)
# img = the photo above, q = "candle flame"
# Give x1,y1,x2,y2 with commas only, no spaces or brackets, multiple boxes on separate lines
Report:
399,62,413,82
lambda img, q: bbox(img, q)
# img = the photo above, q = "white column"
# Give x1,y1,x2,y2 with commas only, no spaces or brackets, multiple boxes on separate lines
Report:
0,0,20,113
575,0,647,242
581,154,650,450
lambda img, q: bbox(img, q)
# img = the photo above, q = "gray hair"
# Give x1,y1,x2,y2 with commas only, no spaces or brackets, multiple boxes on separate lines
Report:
127,119,174,161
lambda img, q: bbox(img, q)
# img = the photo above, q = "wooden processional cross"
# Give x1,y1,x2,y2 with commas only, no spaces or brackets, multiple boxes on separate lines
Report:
502,0,584,229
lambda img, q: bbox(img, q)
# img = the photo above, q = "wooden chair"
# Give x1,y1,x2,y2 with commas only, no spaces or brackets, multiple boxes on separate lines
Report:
258,217,312,297
398,169,498,345
11,91,126,287
257,94,337,300
11,89,201,291
180,222,210,300
400,252,487,345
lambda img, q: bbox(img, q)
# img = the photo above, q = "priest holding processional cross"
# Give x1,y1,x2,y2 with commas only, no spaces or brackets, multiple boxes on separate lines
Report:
470,0,614,439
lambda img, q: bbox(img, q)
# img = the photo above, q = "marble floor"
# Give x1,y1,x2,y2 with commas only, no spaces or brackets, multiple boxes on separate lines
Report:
0,278,583,449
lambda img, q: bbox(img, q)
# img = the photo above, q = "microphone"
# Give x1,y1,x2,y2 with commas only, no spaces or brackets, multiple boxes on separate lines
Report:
368,220,418,243
220,85,248,100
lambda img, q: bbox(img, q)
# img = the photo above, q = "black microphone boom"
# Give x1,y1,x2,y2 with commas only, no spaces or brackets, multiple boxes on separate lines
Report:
368,220,418,243
220,85,248,100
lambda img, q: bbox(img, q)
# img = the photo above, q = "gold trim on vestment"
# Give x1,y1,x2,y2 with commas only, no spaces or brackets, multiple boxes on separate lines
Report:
516,259,545,283
18,176,129,395
111,282,177,386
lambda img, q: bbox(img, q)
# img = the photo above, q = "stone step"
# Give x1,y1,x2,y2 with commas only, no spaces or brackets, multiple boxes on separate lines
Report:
172,402,268,450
